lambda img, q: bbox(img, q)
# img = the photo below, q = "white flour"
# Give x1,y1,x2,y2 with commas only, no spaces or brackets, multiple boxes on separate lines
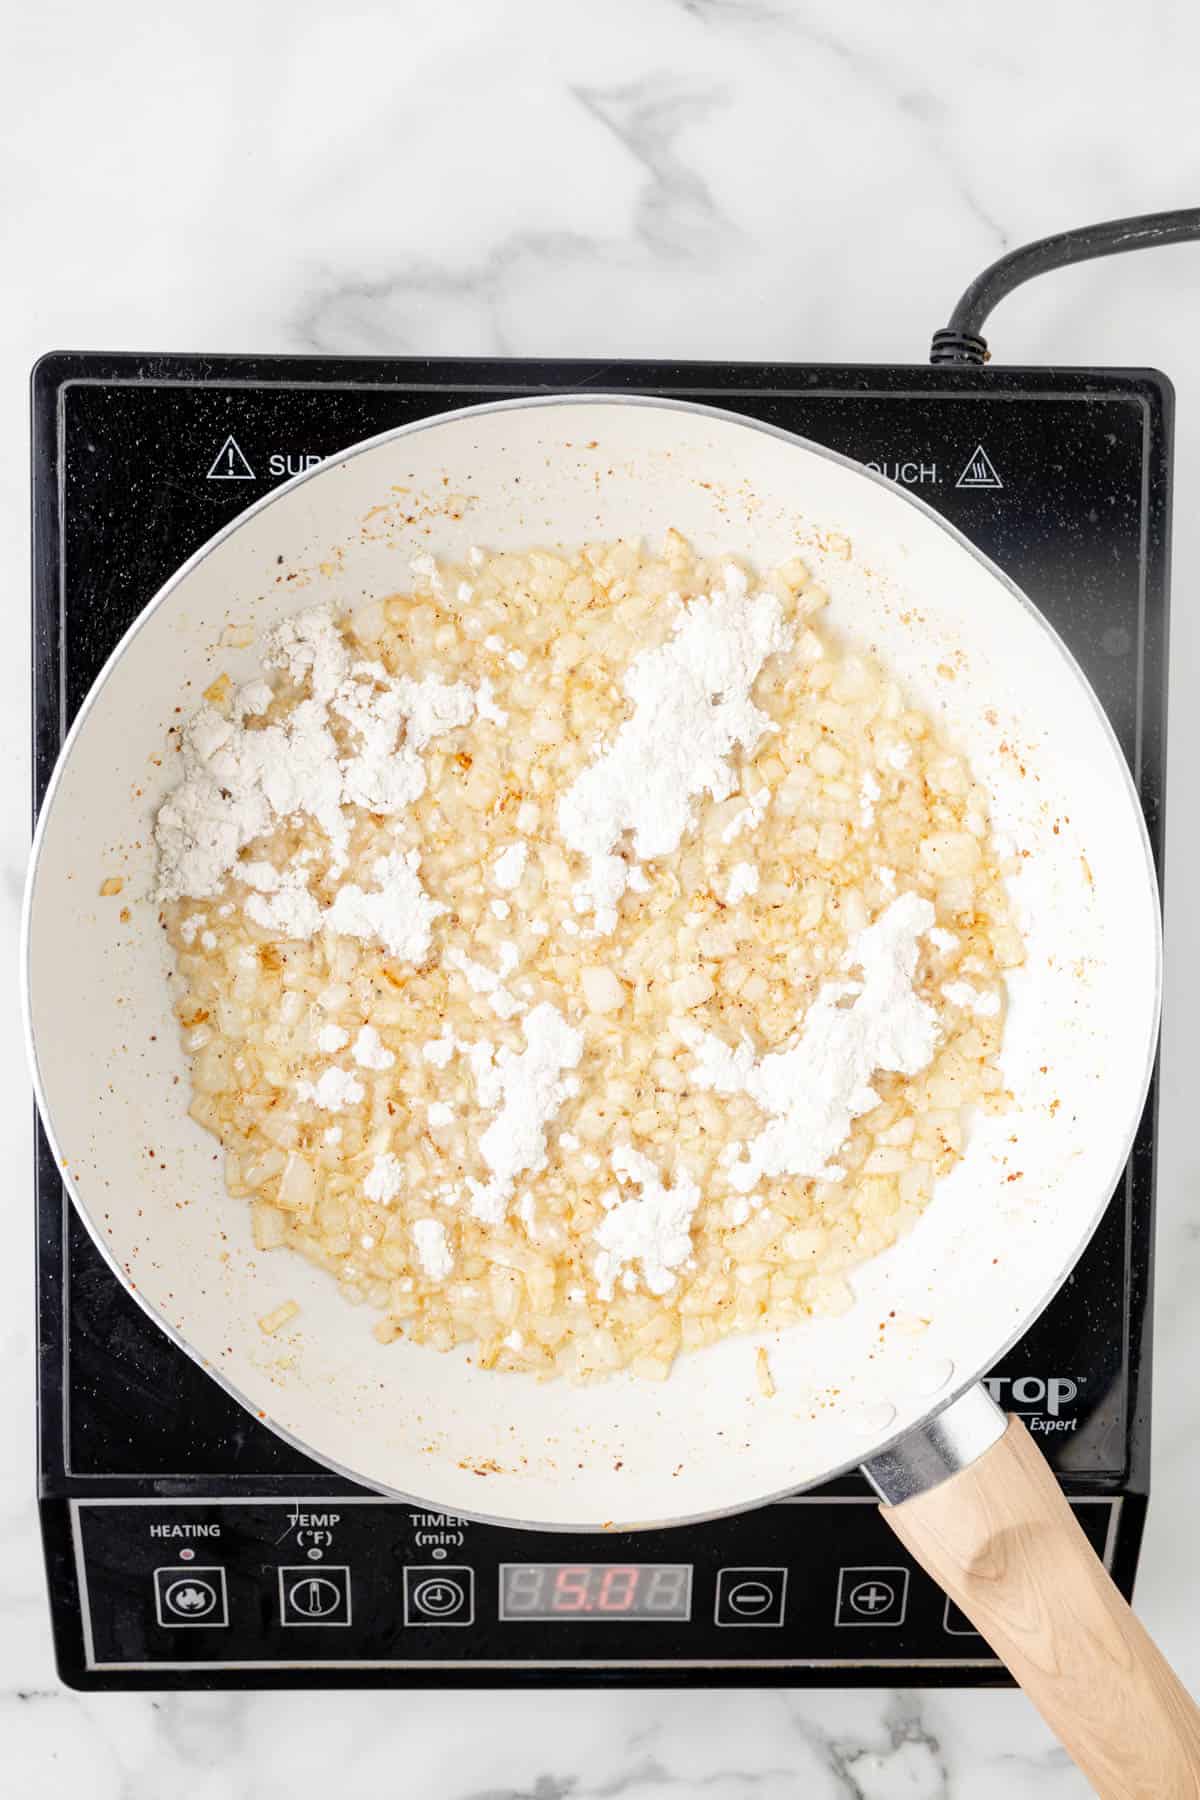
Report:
465,1003,583,1225
243,871,322,940
352,1024,395,1069
330,673,430,818
942,980,1001,1017
233,678,273,720
859,769,881,828
154,710,275,902
297,1066,366,1112
421,1029,460,1069
390,672,476,750
592,1144,701,1301
234,861,285,892
364,1152,404,1204
721,784,771,845
155,606,480,957
681,893,941,1189
492,842,527,890
446,943,523,1020
325,851,445,963
558,570,790,932
412,1218,454,1280
724,861,759,905
267,603,352,699
475,677,508,726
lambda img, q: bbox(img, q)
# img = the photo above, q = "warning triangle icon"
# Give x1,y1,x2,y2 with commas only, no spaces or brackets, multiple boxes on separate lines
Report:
206,434,255,481
955,444,1002,490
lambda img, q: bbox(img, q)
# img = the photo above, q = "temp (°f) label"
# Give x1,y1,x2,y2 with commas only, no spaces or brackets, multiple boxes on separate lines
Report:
274,1508,341,1562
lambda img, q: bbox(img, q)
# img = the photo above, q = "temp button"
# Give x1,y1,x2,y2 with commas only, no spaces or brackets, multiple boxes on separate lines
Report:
404,1565,475,1626
714,1567,788,1627
278,1565,352,1627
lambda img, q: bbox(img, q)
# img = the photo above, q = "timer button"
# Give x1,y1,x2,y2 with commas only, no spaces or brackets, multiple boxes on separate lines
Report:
403,1565,474,1626
714,1566,787,1627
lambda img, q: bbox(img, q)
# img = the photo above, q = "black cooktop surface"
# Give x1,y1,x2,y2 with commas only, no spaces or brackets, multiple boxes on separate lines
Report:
32,353,1171,1687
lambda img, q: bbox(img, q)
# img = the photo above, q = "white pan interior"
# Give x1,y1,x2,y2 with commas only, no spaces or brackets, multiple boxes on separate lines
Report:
24,397,1160,1529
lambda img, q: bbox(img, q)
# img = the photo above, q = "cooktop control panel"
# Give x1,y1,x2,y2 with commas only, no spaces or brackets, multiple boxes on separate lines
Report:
71,1497,1116,1677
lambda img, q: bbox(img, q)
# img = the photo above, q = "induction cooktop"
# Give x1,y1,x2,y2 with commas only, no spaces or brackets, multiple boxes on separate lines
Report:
31,352,1170,1687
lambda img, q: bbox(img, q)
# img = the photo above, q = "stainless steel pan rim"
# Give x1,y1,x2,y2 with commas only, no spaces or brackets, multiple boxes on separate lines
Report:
22,390,1163,1531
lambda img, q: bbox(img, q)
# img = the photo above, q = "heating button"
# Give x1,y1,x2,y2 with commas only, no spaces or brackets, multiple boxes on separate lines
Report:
153,1566,229,1628
714,1567,788,1627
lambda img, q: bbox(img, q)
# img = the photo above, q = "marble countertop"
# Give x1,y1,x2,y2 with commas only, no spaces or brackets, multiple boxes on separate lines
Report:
5,2,1200,1793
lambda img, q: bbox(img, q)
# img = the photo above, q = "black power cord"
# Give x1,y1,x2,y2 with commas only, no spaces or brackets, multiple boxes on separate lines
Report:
930,207,1200,365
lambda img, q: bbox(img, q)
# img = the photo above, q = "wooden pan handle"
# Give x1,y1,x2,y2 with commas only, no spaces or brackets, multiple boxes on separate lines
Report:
882,1415,1200,1799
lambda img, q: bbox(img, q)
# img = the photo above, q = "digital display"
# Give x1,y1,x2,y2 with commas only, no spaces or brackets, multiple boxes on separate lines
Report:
499,1563,692,1621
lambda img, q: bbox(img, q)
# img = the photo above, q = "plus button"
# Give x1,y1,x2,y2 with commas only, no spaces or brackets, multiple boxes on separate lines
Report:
835,1566,909,1628
851,1580,893,1614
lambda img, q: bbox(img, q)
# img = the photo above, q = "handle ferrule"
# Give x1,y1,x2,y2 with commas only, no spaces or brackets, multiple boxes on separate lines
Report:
861,1381,1006,1503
